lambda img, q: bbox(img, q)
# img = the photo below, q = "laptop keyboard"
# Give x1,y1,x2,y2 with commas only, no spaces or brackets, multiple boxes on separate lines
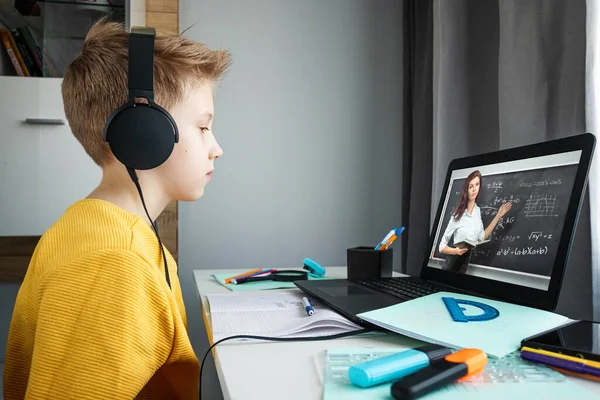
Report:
354,278,441,300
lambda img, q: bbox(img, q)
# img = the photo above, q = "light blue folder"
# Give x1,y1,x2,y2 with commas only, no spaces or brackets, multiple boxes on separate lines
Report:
356,291,572,359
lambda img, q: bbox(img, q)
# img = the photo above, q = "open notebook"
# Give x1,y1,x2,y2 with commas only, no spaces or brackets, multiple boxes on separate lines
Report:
206,291,365,342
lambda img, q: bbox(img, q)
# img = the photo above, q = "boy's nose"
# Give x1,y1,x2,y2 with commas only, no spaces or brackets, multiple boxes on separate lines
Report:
210,146,223,159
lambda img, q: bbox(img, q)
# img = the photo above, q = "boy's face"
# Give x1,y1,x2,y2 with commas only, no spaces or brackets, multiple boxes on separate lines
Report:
159,83,223,201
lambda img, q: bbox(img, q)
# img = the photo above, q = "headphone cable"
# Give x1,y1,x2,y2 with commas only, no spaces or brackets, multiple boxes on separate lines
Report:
198,327,379,399
127,167,172,289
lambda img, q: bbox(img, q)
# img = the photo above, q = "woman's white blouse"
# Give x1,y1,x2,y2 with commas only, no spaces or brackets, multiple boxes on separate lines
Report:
438,204,485,251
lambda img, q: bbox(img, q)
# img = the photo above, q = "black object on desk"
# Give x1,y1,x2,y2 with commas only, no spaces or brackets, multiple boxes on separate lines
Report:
391,348,487,399
233,270,308,284
347,246,393,280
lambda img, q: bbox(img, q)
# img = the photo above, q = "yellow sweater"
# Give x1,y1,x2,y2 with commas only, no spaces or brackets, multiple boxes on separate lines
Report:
4,199,200,399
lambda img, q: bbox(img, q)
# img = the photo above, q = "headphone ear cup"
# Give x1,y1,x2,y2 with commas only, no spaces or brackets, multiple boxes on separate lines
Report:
104,102,178,170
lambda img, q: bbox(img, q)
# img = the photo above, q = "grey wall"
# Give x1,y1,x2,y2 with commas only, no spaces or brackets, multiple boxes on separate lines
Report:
179,0,403,398
1,284,19,363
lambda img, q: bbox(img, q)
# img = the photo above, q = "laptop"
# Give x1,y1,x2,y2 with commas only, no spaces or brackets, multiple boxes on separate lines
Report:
295,133,596,326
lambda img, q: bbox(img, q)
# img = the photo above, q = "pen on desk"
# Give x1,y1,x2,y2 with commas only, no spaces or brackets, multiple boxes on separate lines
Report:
375,227,405,250
520,346,600,368
302,297,314,315
224,268,264,284
520,349,600,377
232,269,276,284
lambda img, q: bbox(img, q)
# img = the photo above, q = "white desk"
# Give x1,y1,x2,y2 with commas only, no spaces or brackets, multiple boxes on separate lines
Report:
193,267,600,400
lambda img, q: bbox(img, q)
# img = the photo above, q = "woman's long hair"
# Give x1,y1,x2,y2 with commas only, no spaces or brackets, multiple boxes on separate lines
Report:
453,170,482,221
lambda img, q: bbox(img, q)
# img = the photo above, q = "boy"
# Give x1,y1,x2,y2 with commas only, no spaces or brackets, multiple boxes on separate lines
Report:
4,18,230,399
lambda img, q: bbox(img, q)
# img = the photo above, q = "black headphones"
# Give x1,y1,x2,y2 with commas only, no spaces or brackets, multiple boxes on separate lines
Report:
104,27,178,170
103,27,177,289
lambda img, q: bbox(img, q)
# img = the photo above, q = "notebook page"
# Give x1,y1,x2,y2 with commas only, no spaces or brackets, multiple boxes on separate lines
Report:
207,291,362,341
208,291,318,312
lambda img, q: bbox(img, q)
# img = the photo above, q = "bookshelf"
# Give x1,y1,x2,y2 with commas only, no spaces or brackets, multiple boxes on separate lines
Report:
0,1,128,78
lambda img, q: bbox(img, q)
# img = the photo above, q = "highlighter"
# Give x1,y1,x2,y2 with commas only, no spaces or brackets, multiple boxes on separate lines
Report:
391,348,487,399
348,344,452,388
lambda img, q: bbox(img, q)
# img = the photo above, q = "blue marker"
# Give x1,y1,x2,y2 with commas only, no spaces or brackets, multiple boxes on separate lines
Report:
375,227,405,250
301,297,314,315
348,344,452,388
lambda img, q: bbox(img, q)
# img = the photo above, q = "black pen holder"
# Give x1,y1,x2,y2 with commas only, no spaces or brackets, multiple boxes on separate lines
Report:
346,246,393,280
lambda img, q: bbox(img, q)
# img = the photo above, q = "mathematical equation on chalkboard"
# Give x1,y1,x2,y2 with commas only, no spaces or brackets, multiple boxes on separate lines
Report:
528,231,553,241
489,231,553,243
518,178,563,188
455,190,560,222
480,195,520,217
472,245,550,258
473,230,554,260
487,181,503,193
496,246,549,256
484,179,562,192
493,235,520,243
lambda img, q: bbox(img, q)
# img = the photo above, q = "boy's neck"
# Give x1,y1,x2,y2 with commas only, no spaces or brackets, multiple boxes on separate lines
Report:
87,161,170,225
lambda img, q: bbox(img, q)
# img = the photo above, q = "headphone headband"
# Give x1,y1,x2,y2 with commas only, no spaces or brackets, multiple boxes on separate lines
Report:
128,27,156,102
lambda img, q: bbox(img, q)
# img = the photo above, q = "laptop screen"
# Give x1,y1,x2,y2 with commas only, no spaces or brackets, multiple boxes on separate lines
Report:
427,150,582,291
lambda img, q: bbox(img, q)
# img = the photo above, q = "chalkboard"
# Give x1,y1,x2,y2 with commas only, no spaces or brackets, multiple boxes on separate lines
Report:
434,164,579,276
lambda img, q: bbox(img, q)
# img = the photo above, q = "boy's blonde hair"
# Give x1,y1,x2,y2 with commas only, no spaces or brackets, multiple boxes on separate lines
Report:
62,18,231,166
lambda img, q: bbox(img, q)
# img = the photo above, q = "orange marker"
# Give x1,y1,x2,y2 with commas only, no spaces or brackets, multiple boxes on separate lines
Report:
224,268,263,284
379,234,397,250
391,348,487,399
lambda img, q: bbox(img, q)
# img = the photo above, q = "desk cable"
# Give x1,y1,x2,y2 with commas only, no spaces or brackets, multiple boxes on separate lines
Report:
198,327,380,400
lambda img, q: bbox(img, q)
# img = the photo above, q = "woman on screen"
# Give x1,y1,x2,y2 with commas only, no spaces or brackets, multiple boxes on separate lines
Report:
438,170,512,273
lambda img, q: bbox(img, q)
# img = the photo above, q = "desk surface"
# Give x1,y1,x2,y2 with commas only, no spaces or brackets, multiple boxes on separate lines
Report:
193,267,600,400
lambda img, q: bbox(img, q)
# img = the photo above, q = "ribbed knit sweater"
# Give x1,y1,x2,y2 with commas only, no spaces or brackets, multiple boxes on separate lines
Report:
4,199,199,399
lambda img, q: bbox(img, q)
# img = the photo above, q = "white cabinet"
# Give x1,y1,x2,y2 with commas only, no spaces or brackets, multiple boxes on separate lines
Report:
0,76,101,236
0,1,150,236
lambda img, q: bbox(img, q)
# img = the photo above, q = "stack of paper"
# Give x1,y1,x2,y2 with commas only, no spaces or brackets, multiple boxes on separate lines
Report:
356,291,572,359
207,291,364,342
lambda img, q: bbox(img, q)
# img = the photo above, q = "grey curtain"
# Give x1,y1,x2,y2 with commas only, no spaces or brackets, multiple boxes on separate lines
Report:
586,0,600,324
401,0,434,274
403,0,595,320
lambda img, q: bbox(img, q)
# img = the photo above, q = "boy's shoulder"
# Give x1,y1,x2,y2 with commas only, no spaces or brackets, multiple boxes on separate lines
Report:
30,198,160,277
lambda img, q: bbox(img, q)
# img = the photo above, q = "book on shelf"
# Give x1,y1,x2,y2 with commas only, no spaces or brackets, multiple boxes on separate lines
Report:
0,28,28,76
0,25,53,77
10,27,42,76
453,238,490,249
